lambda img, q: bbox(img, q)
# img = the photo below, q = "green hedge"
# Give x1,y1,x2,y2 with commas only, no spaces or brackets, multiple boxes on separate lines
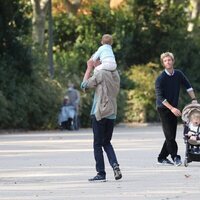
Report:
0,59,63,129
122,63,159,122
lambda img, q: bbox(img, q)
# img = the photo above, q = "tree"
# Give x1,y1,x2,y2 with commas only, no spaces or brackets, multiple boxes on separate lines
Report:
188,0,200,31
31,0,49,46
0,0,62,129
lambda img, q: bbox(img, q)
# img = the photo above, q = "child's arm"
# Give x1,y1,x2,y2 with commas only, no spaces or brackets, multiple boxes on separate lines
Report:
187,131,193,137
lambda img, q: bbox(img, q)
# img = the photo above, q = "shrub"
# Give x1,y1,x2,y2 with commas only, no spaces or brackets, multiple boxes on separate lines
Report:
123,63,159,122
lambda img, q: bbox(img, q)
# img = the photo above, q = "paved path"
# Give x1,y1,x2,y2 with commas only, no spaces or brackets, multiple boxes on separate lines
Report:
0,124,200,200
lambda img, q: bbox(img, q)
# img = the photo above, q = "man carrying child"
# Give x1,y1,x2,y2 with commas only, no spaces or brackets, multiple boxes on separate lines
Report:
81,34,122,182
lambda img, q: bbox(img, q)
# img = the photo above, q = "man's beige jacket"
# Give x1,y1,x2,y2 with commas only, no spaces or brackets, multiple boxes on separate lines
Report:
86,70,120,121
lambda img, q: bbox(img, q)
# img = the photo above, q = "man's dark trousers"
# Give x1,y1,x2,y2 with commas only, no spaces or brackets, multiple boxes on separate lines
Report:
92,116,118,176
157,107,180,161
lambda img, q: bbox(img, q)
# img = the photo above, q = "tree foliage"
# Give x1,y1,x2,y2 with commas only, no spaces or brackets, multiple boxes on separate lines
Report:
0,0,200,129
52,0,199,126
0,0,62,129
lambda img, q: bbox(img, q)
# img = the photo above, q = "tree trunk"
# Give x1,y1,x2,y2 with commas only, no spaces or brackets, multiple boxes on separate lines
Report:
188,0,200,31
31,0,49,47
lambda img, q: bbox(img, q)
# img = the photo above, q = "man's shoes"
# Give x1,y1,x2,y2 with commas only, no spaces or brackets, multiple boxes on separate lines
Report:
113,163,122,180
88,175,106,182
173,157,182,166
157,158,174,165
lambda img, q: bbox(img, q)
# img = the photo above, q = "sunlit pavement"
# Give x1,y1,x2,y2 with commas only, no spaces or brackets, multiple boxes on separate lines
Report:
0,124,200,200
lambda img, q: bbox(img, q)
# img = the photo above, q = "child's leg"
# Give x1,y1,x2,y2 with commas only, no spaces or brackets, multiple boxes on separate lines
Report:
95,63,104,71
95,62,117,71
190,136,197,141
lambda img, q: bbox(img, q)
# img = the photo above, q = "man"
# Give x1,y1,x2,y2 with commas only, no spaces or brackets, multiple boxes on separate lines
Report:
66,83,80,112
81,58,122,182
155,52,197,166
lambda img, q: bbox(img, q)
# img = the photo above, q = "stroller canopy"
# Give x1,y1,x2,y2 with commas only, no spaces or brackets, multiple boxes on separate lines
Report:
181,102,200,123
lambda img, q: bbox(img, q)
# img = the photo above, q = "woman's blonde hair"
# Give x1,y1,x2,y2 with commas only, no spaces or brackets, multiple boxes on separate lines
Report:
101,34,113,45
160,52,175,65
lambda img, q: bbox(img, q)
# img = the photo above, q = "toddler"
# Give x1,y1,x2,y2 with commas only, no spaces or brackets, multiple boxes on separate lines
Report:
187,110,200,151
88,34,117,72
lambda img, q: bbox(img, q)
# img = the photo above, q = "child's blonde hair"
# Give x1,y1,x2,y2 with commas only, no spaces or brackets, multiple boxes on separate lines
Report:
189,110,200,121
101,34,113,45
160,52,175,65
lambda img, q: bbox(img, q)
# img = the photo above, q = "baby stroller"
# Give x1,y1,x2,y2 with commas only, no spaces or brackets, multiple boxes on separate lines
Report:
58,96,80,130
181,102,200,167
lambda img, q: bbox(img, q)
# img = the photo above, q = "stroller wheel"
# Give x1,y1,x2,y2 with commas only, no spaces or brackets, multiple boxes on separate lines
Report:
184,159,188,167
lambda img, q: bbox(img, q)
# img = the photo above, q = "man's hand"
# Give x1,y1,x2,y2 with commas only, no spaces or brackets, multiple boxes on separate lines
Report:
171,107,182,117
191,99,198,104
94,59,101,67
